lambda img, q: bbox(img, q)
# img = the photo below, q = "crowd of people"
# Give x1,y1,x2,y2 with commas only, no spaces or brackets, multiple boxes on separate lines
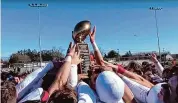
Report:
1,26,178,103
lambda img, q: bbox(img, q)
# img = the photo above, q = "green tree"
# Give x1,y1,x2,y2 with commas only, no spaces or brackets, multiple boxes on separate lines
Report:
9,48,65,63
123,50,132,57
107,50,119,58
104,54,108,58
9,54,31,63
9,54,19,63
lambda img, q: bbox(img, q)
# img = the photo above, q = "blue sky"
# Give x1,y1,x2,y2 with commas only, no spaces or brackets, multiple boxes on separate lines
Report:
1,0,178,57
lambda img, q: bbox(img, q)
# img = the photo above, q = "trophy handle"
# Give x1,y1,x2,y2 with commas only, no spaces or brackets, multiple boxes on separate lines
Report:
72,31,77,43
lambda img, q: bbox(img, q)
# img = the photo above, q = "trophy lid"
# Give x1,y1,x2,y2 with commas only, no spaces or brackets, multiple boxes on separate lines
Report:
73,20,91,43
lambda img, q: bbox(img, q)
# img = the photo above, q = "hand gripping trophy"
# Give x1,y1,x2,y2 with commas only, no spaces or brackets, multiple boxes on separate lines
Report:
72,20,91,74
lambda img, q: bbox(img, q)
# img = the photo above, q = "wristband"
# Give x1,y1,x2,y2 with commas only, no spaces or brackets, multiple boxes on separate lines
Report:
71,64,77,69
65,56,72,62
41,91,49,103
92,42,99,51
117,65,126,74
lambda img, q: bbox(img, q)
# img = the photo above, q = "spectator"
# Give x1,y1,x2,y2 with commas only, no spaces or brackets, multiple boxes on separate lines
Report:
1,81,17,103
172,59,177,66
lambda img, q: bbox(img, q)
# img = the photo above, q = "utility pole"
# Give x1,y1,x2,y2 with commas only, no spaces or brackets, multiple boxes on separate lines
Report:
149,7,162,62
28,3,48,67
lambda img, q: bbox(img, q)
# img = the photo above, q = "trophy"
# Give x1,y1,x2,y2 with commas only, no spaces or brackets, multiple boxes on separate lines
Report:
72,20,91,74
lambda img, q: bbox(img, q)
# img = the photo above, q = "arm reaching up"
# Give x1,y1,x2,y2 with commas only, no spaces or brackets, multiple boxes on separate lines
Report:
102,60,154,88
150,53,164,77
89,26,104,66
67,51,83,88
48,42,76,96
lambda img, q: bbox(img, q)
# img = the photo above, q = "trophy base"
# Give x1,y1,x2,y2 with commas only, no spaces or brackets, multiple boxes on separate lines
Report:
76,43,90,74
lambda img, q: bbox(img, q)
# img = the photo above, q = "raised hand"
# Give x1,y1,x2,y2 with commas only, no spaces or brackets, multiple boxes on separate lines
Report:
150,53,158,63
72,51,83,65
67,42,76,57
89,26,96,43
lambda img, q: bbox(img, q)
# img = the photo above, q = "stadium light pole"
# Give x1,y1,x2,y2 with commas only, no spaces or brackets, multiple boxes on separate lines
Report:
28,3,48,67
149,7,162,62
117,49,120,61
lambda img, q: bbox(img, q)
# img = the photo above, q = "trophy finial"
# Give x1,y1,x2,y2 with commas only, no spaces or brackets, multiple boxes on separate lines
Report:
72,20,91,43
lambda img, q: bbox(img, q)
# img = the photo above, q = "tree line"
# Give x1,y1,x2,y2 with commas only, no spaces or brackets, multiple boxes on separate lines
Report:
8,48,132,63
103,50,173,61
104,50,132,58
9,48,64,64
8,47,172,64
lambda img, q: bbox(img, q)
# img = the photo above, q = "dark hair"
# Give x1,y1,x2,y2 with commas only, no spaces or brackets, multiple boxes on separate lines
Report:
1,81,17,103
162,69,171,81
134,70,143,76
142,64,152,74
1,72,8,80
161,84,171,103
142,61,149,66
171,66,178,76
48,86,77,103
128,61,141,71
